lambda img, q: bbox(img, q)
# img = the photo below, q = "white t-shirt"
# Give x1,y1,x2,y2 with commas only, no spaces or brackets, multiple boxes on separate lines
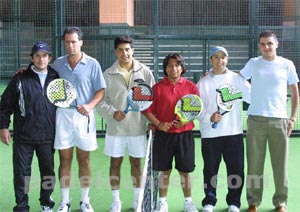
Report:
31,65,47,88
197,69,251,138
240,56,299,118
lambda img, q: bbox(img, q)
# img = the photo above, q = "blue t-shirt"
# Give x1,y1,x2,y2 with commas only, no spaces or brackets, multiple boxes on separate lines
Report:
51,52,106,106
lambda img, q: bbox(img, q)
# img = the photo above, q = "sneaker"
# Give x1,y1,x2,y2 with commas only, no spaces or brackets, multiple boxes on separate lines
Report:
132,199,138,210
156,200,168,212
109,200,121,212
228,205,240,212
184,201,199,212
56,202,71,212
80,200,94,212
41,205,53,212
202,204,215,212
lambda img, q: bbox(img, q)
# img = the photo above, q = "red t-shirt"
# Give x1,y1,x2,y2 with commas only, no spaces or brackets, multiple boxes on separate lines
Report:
144,76,199,133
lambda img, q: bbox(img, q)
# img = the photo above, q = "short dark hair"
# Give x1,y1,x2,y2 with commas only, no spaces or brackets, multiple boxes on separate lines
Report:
162,53,186,76
114,36,133,49
63,27,83,40
259,30,278,42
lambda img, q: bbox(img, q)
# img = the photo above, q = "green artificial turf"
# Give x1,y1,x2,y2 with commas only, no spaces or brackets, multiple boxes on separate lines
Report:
0,137,299,212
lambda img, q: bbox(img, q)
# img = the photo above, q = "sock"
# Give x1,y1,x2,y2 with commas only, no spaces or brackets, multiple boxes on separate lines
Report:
80,187,90,202
134,187,140,201
61,188,70,203
112,189,120,202
185,197,192,202
159,197,167,202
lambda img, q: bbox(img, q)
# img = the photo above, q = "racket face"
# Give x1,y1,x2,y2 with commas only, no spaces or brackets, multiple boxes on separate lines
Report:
46,79,77,108
174,94,203,122
216,84,242,111
127,84,153,112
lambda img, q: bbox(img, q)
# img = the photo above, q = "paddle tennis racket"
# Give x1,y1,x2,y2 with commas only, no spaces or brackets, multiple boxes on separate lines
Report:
47,78,91,133
212,84,242,128
124,83,153,113
46,78,77,108
174,94,203,122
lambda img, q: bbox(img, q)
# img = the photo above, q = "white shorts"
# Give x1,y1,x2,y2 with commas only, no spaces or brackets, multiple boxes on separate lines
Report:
104,134,147,158
54,108,98,151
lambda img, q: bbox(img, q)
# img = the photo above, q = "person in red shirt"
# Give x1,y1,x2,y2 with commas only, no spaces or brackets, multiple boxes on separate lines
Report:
143,53,199,212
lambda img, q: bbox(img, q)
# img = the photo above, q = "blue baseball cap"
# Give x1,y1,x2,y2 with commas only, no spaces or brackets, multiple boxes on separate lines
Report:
209,46,228,58
31,41,51,55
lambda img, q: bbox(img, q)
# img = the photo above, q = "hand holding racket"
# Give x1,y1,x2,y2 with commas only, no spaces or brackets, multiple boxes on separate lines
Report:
124,83,153,113
212,84,242,128
174,94,203,122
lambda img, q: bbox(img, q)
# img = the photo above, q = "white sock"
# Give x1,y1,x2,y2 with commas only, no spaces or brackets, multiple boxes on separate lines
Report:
112,189,120,202
80,187,90,202
61,188,70,203
159,197,167,202
134,187,140,201
185,197,192,202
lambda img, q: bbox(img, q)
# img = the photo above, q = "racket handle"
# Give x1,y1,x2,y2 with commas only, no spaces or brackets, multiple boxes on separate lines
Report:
212,122,218,128
124,104,129,114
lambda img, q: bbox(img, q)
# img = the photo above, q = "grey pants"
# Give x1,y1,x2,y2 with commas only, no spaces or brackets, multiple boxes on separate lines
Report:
246,115,289,208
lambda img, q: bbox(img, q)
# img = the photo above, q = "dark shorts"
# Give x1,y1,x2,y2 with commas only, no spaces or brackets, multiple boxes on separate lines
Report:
152,130,195,173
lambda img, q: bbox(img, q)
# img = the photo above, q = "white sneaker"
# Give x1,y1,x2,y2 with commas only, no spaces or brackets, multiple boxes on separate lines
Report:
80,200,94,212
41,205,53,212
184,201,199,212
228,205,240,212
132,199,138,210
109,200,121,212
156,200,168,212
56,202,71,212
202,204,215,212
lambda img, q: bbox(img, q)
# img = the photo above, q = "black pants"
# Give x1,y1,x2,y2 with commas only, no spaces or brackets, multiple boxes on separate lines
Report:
13,142,55,212
201,134,244,208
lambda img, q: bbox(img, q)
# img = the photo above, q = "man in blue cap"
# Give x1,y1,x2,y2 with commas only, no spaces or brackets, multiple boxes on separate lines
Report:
0,41,59,212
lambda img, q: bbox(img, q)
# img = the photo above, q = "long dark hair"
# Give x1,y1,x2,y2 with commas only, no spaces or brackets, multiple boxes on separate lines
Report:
162,53,186,76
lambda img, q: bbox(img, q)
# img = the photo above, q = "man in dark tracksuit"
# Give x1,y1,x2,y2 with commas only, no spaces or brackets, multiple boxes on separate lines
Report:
0,41,59,212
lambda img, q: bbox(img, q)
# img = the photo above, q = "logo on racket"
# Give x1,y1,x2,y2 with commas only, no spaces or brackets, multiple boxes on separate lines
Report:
174,94,203,122
217,86,242,103
47,79,77,108
132,86,153,101
181,96,202,112
124,83,153,113
212,84,242,128
49,79,69,103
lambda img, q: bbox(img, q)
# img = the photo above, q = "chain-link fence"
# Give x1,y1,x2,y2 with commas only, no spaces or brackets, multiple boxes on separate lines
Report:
1,0,299,136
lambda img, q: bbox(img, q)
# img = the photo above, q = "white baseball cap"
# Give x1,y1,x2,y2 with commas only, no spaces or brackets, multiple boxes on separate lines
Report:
209,46,228,57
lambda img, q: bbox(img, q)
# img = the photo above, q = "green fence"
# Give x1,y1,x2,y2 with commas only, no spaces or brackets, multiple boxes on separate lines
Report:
1,0,299,136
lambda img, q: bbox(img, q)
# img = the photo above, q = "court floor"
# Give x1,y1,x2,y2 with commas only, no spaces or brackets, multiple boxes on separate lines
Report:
0,137,299,212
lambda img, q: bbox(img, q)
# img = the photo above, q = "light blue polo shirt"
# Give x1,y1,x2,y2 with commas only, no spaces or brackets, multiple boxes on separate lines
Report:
51,52,106,106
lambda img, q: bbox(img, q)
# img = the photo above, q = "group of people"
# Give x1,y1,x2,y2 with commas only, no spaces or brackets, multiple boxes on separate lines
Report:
0,28,298,212
0,27,106,212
